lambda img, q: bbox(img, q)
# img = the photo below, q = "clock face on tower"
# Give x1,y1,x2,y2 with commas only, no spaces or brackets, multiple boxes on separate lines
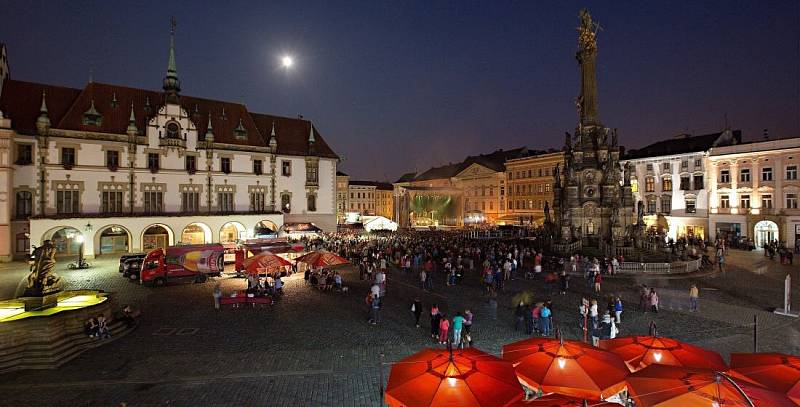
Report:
585,187,595,197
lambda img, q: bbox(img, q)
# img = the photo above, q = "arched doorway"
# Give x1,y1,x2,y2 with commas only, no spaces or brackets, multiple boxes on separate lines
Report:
254,220,278,237
142,224,173,251
181,222,211,245
48,227,83,256
219,222,245,243
754,220,779,248
97,225,130,254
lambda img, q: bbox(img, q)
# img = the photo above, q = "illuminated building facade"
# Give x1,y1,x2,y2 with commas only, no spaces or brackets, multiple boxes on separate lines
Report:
708,137,800,247
621,130,739,241
0,27,339,261
504,151,564,225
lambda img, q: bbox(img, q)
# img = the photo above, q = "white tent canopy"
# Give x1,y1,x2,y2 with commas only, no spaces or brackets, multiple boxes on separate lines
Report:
361,216,398,232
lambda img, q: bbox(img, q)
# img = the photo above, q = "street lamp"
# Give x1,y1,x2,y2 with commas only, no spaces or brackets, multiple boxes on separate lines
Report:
75,234,85,267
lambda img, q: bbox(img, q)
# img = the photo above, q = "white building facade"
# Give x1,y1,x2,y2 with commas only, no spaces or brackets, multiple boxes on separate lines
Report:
621,131,740,241
0,29,338,261
708,137,800,248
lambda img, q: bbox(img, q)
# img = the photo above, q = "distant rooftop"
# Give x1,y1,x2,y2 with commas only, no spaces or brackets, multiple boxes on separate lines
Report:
623,129,741,160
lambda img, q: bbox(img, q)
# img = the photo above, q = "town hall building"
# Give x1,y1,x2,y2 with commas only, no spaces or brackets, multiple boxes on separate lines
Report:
0,24,339,261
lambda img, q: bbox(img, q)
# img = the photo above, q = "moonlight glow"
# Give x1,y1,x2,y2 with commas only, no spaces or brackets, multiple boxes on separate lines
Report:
281,55,293,68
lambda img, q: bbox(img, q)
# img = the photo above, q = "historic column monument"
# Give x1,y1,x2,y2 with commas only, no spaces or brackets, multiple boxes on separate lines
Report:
552,9,637,253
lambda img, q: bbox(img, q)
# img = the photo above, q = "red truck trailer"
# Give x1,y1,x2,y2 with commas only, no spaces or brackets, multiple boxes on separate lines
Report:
139,244,226,286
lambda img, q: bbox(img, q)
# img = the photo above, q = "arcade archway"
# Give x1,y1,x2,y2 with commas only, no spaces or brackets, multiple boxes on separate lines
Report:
254,220,278,237
142,224,174,251
754,220,779,248
181,222,212,245
46,227,83,256
219,222,246,243
96,225,130,254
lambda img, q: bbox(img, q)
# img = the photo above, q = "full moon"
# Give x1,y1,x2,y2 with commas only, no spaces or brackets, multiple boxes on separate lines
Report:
281,55,293,68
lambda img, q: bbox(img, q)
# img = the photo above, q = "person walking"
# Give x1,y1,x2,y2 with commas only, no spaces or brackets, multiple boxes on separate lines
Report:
614,296,623,324
463,309,474,335
593,272,603,293
438,314,450,345
689,285,699,312
515,302,526,331
649,289,659,313
419,269,427,289
452,312,465,348
639,285,650,312
213,283,222,310
590,299,599,329
370,294,381,325
430,304,440,339
412,298,423,327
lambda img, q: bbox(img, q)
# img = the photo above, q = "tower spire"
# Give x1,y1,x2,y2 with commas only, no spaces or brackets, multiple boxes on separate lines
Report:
127,102,138,135
36,89,51,135
163,16,181,103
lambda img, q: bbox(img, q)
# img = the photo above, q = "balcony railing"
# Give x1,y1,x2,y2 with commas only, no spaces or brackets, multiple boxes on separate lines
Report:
31,209,281,220
159,137,186,149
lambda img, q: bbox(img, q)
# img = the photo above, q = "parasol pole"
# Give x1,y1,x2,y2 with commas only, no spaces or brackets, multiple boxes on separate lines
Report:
379,352,385,405
717,371,755,407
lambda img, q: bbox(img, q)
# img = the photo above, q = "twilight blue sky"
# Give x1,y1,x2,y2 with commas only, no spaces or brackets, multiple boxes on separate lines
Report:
2,1,799,180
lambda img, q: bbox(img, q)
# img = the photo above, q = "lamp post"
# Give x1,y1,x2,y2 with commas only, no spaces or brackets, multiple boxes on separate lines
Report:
75,234,85,266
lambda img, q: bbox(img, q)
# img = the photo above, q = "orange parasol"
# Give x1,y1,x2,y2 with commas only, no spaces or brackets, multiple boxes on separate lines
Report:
626,364,795,407
599,335,728,372
385,347,525,407
502,337,629,400
509,393,618,406
294,250,349,269
731,352,800,404
241,252,292,275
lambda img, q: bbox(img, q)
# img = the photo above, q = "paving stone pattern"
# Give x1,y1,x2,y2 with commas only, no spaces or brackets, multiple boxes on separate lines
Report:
1,249,799,406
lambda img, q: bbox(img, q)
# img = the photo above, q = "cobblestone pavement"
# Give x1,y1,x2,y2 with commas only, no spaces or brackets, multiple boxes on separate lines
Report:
1,249,800,406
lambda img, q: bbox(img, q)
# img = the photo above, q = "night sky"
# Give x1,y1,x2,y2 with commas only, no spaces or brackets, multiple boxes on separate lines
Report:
2,1,799,180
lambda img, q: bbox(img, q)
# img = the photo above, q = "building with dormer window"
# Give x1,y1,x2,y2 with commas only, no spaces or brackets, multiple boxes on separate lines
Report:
0,26,338,261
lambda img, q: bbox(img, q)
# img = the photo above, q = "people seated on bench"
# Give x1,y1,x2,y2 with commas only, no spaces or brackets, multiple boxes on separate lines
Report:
85,317,99,338
96,315,111,339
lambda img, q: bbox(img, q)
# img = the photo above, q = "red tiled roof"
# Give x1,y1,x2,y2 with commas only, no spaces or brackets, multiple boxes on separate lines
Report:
0,79,338,159
0,80,81,135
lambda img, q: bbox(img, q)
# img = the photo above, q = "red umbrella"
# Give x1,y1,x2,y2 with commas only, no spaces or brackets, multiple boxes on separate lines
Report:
599,335,727,372
294,250,349,269
241,252,292,275
731,352,800,405
502,338,629,400
385,347,525,407
626,364,795,407
509,393,618,406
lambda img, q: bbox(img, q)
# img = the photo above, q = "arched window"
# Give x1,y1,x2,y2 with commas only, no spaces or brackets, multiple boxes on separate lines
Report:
15,191,32,218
